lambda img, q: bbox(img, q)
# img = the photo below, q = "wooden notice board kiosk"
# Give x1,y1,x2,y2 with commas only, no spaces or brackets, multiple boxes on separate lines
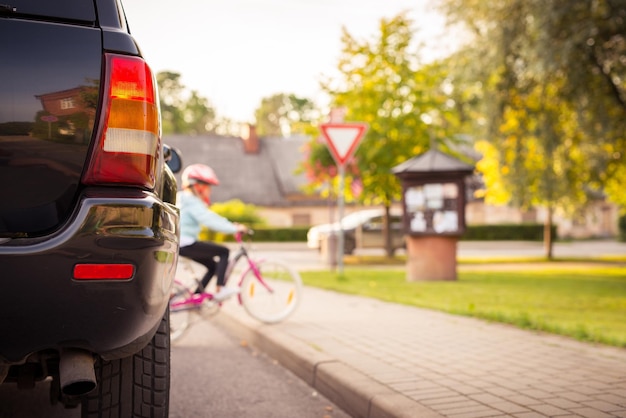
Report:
392,150,474,281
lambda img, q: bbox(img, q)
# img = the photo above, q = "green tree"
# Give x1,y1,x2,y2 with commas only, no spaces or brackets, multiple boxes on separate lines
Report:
438,0,626,257
305,12,466,256
254,93,319,137
156,71,217,134
156,71,186,134
184,90,216,134
212,117,244,137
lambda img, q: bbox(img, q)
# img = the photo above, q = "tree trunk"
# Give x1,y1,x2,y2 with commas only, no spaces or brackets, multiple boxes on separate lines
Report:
544,206,554,260
383,204,394,258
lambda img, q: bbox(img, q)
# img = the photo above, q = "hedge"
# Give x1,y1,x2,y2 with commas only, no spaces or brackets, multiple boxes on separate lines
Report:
251,227,310,242
210,223,553,242
461,223,555,241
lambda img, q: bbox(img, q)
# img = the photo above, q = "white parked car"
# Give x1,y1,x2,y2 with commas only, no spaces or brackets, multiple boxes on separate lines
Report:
307,209,405,255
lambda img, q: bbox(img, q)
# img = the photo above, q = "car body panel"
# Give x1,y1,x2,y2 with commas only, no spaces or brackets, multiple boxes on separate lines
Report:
0,190,179,363
355,213,405,250
0,19,102,236
3,0,96,21
307,209,405,254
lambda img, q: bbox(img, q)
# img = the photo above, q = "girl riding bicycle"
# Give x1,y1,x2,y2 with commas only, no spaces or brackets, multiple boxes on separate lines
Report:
178,163,247,301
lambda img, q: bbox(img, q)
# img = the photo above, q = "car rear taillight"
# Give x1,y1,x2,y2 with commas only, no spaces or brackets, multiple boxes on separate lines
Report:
83,54,161,188
73,264,135,280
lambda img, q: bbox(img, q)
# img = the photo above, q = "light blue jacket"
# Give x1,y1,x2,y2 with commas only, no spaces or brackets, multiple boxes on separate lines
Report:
177,190,237,247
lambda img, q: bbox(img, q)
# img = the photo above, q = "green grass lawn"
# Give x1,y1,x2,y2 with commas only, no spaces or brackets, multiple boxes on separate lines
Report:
300,262,626,348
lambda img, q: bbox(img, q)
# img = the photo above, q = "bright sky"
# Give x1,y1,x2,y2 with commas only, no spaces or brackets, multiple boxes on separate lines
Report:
123,0,454,123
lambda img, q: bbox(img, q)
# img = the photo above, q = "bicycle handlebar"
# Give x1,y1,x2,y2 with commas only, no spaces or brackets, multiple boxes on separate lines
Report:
234,229,254,243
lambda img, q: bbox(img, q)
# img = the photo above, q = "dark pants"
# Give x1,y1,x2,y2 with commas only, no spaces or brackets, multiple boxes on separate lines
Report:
179,241,230,291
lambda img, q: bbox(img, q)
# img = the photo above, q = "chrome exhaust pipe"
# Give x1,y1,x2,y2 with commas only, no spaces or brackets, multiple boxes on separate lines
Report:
59,349,97,396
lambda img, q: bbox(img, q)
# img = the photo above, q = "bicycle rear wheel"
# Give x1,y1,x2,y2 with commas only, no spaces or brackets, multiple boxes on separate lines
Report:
240,259,302,323
169,281,192,342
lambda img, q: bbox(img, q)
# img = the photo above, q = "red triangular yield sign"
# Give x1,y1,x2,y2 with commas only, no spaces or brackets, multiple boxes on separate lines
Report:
320,122,368,166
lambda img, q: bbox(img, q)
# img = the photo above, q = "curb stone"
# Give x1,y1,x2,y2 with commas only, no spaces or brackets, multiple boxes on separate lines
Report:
213,311,443,418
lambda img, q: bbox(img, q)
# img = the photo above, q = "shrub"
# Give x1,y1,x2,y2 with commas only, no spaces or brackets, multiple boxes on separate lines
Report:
199,199,265,242
210,199,265,225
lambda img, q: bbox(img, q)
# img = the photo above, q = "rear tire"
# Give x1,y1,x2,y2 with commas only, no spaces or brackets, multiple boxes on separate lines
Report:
81,308,170,418
240,259,302,324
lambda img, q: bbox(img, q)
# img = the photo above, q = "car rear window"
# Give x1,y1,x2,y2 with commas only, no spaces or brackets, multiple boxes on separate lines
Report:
6,0,95,22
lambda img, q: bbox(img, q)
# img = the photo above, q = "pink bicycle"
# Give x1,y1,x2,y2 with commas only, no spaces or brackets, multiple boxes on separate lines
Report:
169,231,303,342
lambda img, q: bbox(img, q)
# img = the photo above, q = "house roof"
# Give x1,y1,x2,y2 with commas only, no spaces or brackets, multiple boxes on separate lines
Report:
163,134,322,206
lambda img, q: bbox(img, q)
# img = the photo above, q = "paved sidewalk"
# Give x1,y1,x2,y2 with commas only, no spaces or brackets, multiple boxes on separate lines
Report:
214,283,626,418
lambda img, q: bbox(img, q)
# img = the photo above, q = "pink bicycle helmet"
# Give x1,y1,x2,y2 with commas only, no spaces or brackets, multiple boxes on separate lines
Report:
182,164,220,187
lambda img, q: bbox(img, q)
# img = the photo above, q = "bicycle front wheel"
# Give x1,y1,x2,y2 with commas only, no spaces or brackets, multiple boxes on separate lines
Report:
169,281,192,342
240,259,302,324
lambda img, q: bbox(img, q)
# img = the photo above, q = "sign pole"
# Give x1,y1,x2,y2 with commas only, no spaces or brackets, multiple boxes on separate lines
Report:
337,164,345,274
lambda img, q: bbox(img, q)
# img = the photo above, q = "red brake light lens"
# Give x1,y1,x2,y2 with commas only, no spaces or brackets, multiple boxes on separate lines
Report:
83,54,161,188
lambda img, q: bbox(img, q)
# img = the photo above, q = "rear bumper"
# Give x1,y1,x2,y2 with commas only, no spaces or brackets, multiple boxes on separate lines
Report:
0,189,179,364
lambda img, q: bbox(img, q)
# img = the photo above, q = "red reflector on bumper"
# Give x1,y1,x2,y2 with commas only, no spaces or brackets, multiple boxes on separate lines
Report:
73,264,135,280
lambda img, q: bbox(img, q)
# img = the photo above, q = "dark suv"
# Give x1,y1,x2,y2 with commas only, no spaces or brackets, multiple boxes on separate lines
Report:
0,1,180,416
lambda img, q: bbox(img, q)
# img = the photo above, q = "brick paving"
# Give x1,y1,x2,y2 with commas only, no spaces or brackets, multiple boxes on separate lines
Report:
215,284,626,418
